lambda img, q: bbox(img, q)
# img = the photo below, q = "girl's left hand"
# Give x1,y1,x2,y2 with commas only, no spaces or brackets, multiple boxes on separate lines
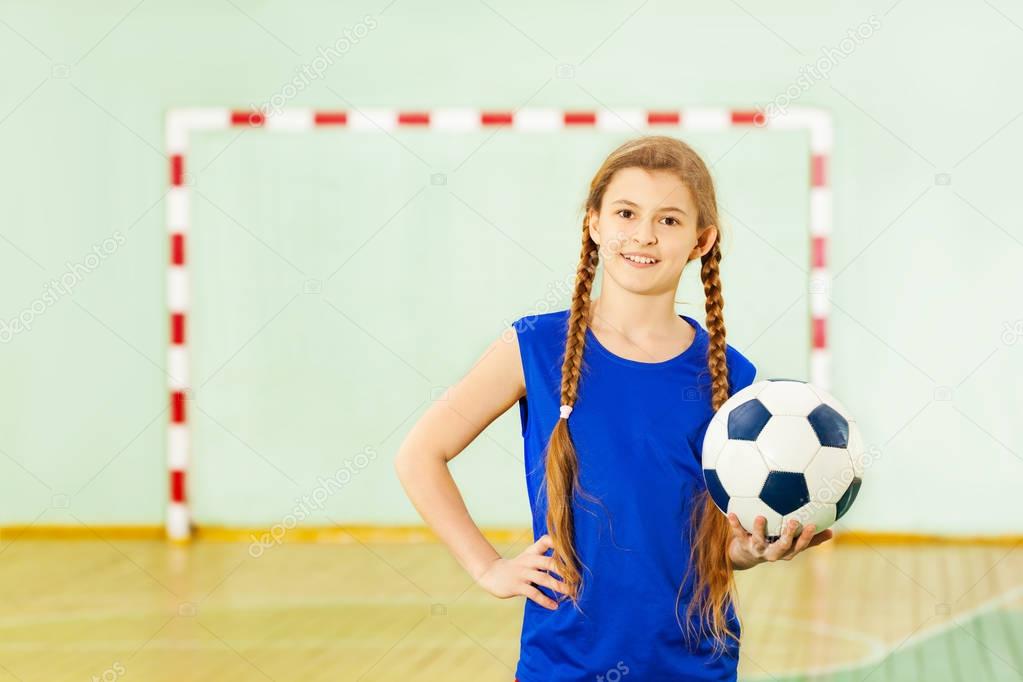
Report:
726,513,834,569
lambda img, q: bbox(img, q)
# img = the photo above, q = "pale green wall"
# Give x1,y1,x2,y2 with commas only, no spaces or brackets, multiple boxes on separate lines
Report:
0,0,1020,535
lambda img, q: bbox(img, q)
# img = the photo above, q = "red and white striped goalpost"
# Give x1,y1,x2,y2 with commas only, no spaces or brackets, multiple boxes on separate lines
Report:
164,106,833,541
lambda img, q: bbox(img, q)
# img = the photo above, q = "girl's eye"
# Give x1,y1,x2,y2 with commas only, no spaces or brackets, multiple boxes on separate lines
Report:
616,209,680,226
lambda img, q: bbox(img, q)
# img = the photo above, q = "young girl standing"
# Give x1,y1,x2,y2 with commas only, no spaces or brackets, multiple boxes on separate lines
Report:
395,136,833,681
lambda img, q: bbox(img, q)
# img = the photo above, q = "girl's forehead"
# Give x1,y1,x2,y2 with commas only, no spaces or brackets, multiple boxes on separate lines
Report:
605,168,695,210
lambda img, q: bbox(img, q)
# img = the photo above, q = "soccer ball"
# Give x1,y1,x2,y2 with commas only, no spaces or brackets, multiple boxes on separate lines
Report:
701,379,864,540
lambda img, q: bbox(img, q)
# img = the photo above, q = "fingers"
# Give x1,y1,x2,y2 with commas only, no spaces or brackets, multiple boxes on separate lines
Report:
764,519,801,561
529,534,555,555
737,515,836,565
751,516,769,553
527,569,569,596
523,584,559,610
780,523,817,560
779,525,834,560
523,552,559,573
727,513,749,540
522,535,567,604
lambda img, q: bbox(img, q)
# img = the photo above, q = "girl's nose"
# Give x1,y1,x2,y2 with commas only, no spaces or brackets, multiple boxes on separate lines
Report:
632,216,657,244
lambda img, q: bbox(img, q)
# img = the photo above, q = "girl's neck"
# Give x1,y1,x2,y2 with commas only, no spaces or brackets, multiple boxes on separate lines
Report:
588,292,683,337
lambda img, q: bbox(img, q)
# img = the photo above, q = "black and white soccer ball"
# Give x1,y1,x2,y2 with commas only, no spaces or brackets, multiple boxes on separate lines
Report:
701,379,864,539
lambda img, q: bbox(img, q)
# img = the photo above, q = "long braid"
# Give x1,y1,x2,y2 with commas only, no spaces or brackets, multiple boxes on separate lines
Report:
701,242,731,409
683,238,740,655
544,214,599,603
560,214,600,409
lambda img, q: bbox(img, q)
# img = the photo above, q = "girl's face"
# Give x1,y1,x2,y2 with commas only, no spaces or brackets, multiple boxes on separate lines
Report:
588,167,717,297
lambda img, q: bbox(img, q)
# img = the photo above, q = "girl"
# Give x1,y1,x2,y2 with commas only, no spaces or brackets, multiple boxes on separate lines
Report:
395,135,834,681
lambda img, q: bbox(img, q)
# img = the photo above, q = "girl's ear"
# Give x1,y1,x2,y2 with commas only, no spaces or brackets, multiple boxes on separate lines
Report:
587,208,601,245
691,225,718,260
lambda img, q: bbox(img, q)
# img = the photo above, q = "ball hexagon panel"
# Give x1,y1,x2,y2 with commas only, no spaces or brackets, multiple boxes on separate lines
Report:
807,383,854,422
756,416,820,472
710,381,769,428
727,399,772,441
727,496,782,538
760,470,810,515
803,446,855,503
715,441,769,497
703,468,731,514
701,418,728,470
807,404,849,449
755,381,822,417
836,477,862,520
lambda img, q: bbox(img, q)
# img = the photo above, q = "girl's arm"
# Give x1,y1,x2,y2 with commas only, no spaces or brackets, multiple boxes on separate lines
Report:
394,328,565,608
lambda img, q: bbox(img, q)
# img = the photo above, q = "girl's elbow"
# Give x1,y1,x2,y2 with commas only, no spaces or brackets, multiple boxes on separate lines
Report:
393,448,415,482
393,444,437,483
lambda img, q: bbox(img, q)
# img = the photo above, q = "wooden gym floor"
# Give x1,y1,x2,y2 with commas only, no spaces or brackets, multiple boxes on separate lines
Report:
0,530,1020,681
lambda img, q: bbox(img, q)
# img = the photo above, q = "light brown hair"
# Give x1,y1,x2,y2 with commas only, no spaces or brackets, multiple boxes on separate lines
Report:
544,134,739,655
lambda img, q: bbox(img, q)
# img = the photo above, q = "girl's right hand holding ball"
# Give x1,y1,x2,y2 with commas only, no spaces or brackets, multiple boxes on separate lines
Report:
727,513,834,569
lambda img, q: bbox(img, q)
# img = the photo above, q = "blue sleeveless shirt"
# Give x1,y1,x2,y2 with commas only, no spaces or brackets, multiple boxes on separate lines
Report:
511,308,757,682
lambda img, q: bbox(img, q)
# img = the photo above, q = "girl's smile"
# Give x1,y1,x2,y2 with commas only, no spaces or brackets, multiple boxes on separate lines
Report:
620,251,660,267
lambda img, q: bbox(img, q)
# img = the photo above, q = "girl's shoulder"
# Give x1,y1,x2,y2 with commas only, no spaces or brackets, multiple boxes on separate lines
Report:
725,343,757,393
685,315,758,391
511,308,570,333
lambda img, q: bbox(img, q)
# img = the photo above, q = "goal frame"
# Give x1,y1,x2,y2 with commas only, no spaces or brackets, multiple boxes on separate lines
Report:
163,105,834,540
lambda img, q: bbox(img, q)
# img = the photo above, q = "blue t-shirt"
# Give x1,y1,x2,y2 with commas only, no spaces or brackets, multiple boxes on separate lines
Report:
512,308,757,682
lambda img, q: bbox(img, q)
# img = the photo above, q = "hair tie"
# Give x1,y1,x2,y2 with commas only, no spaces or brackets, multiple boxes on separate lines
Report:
559,404,573,419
